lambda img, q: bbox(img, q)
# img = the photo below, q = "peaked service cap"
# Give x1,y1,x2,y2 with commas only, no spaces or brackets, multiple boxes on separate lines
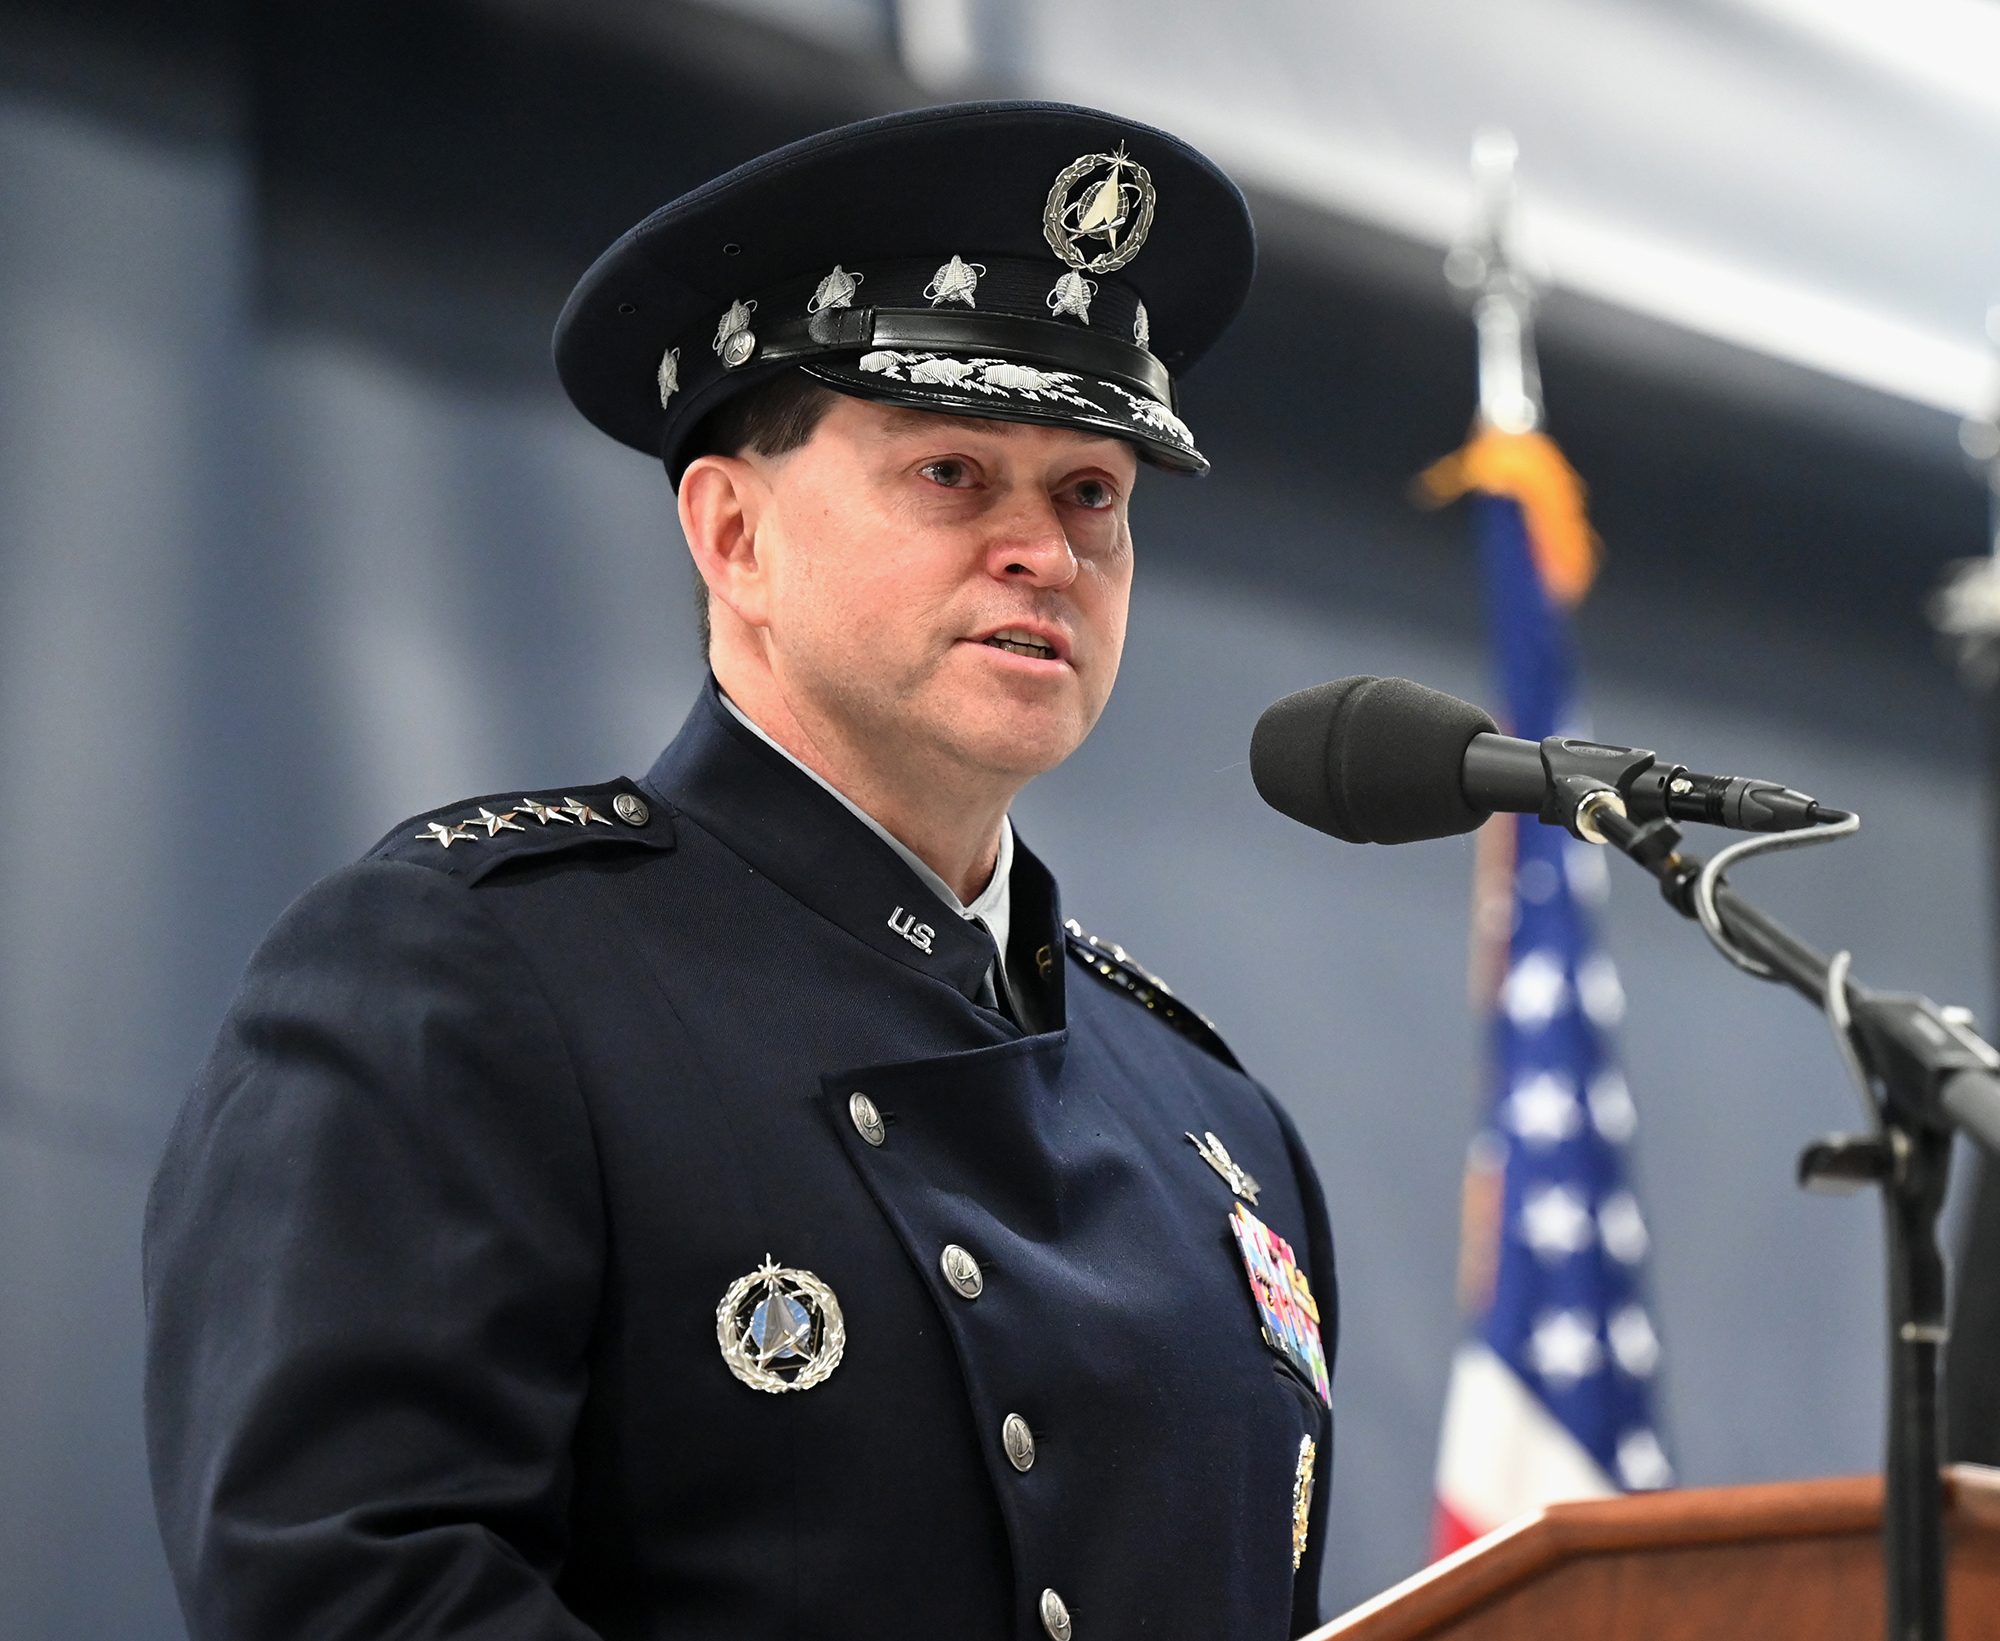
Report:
554,100,1255,482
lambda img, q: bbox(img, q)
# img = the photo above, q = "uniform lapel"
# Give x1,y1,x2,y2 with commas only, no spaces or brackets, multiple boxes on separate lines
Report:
643,679,1000,1003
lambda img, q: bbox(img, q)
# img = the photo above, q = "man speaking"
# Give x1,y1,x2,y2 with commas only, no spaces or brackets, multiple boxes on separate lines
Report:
143,102,1336,1641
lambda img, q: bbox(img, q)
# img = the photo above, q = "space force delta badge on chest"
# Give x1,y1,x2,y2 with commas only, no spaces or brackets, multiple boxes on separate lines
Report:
717,1258,845,1393
1230,1202,1331,1406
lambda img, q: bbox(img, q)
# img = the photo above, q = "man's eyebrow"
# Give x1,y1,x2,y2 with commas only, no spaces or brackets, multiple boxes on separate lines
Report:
866,406,1129,452
871,406,1028,437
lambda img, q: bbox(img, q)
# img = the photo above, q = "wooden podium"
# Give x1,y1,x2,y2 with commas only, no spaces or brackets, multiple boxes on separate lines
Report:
1306,1466,2000,1641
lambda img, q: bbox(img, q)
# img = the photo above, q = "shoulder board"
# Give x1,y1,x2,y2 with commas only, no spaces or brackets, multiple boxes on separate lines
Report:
368,779,675,886
1063,918,1243,1073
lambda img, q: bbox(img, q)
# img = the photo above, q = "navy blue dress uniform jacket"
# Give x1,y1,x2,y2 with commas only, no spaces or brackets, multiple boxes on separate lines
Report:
144,679,1338,1640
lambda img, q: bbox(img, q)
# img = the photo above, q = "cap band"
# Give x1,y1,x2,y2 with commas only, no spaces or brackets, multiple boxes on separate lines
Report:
756,306,1174,406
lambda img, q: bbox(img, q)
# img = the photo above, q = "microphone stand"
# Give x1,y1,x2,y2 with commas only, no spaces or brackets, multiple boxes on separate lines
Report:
1539,746,2000,1641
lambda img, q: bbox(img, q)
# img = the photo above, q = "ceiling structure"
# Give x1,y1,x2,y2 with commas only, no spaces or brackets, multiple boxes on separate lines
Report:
720,0,2000,427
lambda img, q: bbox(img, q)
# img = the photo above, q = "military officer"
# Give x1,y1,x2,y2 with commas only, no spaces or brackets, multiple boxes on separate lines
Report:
144,101,1337,1641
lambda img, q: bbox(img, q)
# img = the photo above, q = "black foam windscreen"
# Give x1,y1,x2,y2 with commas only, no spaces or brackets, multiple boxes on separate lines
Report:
1249,676,1499,844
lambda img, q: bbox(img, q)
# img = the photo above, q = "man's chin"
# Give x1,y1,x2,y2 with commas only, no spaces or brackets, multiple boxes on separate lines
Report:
930,700,1094,784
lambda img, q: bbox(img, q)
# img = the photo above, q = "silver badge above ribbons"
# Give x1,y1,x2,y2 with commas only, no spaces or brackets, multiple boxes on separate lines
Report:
1044,144,1157,275
717,1257,846,1393
1187,1128,1261,1204
712,298,758,368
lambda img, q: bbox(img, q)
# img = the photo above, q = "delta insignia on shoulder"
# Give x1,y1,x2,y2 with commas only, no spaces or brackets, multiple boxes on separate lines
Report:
371,779,674,884
1062,918,1242,1071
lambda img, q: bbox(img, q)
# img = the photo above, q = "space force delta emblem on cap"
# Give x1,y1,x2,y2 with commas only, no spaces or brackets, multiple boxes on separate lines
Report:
552,101,1256,480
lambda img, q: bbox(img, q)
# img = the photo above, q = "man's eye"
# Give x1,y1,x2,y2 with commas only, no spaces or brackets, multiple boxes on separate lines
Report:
1070,478,1116,510
921,459,970,488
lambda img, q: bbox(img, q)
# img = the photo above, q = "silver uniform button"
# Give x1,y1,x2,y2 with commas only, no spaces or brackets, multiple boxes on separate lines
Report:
612,791,650,827
1039,1587,1071,1641
848,1092,886,1147
1002,1413,1036,1472
940,1244,983,1299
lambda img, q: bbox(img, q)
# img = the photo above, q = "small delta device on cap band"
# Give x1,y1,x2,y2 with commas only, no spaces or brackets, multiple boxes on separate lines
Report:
552,100,1257,482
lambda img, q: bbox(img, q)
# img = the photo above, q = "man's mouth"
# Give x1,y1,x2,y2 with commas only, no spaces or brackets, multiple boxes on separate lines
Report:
981,628,1060,661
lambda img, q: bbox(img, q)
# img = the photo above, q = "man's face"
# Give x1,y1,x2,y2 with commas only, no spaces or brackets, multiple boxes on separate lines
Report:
716,394,1139,786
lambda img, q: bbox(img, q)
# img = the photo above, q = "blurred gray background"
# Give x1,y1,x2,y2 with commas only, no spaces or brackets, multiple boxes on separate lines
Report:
4,1,1999,1635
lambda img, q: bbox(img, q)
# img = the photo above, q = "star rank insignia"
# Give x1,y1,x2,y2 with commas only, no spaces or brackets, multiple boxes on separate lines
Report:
418,794,621,846
1187,1129,1260,1204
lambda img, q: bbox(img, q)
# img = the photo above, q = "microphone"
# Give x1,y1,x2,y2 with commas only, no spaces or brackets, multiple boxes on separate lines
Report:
1249,675,1825,845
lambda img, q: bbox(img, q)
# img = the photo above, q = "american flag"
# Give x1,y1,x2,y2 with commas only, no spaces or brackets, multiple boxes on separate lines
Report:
1422,431,1673,1556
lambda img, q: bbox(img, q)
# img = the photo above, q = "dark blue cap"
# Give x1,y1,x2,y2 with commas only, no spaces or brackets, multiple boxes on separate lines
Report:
553,100,1255,481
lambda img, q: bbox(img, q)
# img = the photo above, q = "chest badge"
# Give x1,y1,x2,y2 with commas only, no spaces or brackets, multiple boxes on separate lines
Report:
1187,1129,1261,1204
1230,1202,1330,1406
716,1258,846,1393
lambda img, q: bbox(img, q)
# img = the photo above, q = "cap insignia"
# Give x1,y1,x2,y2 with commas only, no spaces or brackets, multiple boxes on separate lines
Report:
924,255,985,308
807,264,863,314
1046,270,1097,324
712,298,758,369
1045,145,1157,274
1133,301,1150,348
657,346,681,408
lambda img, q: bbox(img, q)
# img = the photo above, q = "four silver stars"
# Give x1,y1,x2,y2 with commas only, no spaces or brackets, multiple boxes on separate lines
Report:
420,795,628,846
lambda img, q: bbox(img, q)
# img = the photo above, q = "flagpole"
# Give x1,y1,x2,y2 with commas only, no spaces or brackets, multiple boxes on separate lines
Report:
1446,128,1543,436
1930,312,2000,1476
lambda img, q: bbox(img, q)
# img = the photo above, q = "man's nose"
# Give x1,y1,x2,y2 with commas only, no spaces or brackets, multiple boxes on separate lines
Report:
986,489,1079,589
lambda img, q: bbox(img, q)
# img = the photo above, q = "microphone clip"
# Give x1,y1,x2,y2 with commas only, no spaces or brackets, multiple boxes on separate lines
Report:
1537,737,1657,842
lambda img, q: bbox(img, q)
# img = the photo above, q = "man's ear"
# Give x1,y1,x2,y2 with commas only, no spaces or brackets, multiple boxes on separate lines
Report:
679,454,773,632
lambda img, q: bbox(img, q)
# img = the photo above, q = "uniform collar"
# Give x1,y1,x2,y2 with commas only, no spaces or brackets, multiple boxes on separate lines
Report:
713,686,1014,965
644,677,1060,1016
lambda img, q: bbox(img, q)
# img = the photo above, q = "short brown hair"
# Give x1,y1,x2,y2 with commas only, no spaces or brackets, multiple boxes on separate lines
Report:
685,370,843,650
